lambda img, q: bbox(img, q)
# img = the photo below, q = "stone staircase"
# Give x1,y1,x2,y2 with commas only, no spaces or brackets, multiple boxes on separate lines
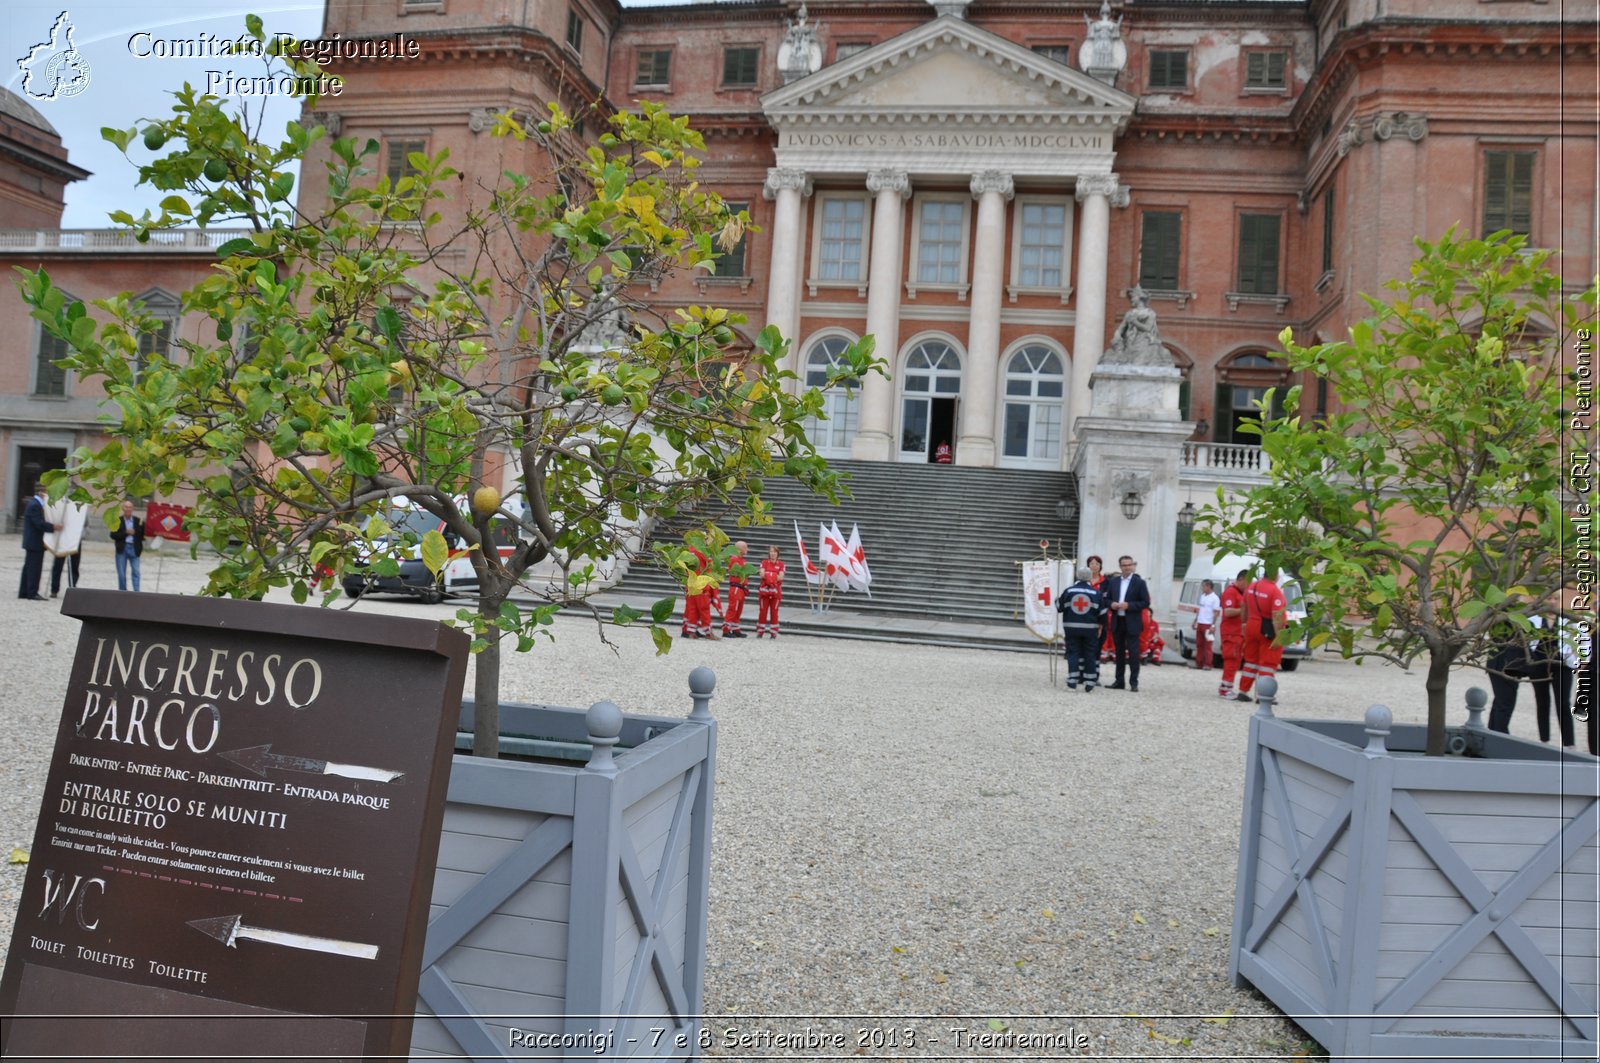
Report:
602,459,1079,647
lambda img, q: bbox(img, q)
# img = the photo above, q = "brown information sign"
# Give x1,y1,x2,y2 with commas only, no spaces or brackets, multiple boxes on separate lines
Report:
1,590,469,1062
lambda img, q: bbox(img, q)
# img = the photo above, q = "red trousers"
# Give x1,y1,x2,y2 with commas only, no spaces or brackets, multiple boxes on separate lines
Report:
1195,623,1214,669
724,584,748,633
682,591,712,635
1219,634,1244,693
757,587,781,634
1240,628,1284,693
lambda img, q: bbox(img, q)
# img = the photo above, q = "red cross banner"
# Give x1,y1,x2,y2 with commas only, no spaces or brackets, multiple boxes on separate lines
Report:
145,501,192,542
1021,559,1074,642
793,520,824,585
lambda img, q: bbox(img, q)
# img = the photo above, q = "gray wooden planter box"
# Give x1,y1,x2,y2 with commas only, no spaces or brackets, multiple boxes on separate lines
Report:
409,668,718,1060
1230,680,1599,1063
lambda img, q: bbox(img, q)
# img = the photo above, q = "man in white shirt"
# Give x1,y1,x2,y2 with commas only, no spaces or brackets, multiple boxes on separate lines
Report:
1193,579,1221,671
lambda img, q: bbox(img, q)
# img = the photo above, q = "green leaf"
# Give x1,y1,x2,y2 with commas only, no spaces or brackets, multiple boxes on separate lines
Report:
650,597,675,624
421,530,449,577
651,626,672,656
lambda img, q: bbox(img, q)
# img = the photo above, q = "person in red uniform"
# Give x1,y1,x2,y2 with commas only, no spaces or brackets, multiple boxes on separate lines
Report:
680,544,716,639
756,544,786,638
1217,570,1250,700
934,440,953,464
1139,610,1165,665
1238,569,1289,702
722,540,750,637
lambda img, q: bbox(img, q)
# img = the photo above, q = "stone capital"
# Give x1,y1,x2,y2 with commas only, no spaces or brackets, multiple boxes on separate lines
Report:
970,170,1014,200
1074,173,1121,202
1372,111,1428,143
866,168,912,198
762,167,812,200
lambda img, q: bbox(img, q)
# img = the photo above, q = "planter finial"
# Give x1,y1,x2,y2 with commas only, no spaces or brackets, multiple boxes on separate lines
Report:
688,666,717,722
1464,686,1488,730
1363,704,1392,754
586,700,625,773
1253,677,1278,717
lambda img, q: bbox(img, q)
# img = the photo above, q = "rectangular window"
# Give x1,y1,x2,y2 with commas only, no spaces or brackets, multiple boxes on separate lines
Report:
1236,214,1281,294
565,8,583,53
817,197,867,281
634,48,671,88
916,200,965,285
1139,211,1182,290
1017,202,1066,288
1148,50,1188,90
386,138,425,184
1031,45,1072,65
835,42,871,61
34,324,69,396
1483,150,1534,236
722,46,760,87
719,201,748,276
1321,186,1335,273
1245,51,1287,89
136,319,173,377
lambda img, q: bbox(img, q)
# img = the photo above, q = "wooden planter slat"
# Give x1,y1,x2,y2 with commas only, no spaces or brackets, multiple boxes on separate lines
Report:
410,673,718,1060
1231,687,1600,1063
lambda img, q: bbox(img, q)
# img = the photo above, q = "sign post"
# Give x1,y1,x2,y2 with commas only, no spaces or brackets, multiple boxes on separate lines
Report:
0,590,469,1062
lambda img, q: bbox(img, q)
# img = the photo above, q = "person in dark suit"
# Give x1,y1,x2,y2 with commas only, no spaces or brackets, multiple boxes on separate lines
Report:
1105,554,1152,691
110,499,146,592
18,482,56,600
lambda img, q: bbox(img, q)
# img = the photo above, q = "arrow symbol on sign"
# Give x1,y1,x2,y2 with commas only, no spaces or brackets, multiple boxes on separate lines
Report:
218,745,403,784
188,915,379,960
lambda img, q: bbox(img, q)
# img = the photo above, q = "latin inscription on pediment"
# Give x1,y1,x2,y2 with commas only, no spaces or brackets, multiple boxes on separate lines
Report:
779,130,1110,152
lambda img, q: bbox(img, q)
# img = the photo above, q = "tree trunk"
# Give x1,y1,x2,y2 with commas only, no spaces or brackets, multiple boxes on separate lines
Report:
1425,651,1453,756
473,593,501,758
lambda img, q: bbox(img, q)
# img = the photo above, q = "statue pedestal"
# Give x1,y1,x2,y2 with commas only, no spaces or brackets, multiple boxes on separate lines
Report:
1073,364,1192,589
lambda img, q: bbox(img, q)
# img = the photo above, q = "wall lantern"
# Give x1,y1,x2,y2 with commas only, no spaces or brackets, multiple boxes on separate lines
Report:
1177,500,1198,527
1055,496,1079,523
1120,491,1145,521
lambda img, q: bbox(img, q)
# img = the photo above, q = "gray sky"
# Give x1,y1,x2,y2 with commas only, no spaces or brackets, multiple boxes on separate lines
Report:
4,0,722,228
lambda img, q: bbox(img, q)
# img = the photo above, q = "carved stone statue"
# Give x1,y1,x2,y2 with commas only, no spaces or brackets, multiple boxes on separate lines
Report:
1080,0,1126,81
778,4,823,84
1101,287,1170,369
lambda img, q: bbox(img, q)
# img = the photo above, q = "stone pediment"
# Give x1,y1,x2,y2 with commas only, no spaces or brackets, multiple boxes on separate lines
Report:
763,16,1133,178
763,16,1133,125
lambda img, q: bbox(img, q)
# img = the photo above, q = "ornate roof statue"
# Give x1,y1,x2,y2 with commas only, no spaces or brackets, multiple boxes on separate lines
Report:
1079,1,1127,86
1101,287,1171,369
778,4,823,84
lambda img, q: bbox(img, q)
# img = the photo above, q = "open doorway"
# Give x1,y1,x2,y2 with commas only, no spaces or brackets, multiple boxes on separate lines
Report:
14,446,66,531
927,397,957,462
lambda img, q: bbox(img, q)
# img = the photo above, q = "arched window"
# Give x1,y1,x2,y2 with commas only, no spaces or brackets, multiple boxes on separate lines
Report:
899,339,962,461
999,344,1065,467
801,334,859,456
1214,350,1290,444
33,290,80,397
132,288,180,378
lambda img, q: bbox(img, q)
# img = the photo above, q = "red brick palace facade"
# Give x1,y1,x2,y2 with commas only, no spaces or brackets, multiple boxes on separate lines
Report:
1,0,1596,520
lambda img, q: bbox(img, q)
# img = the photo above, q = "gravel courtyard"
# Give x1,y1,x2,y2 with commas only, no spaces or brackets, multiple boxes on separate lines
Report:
0,540,1576,1059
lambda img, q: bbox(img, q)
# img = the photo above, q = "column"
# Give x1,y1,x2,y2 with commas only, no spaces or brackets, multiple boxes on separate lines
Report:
851,168,911,462
1067,173,1121,448
762,167,811,381
957,170,1013,467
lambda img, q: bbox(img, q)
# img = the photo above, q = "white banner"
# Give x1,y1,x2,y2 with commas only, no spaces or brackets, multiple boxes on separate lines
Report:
1021,560,1057,642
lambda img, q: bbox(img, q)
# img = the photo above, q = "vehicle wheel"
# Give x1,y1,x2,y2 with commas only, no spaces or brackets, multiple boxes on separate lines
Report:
420,582,444,605
1280,659,1301,672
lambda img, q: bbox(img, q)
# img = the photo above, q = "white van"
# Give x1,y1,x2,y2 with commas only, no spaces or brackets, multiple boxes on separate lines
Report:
344,495,529,604
1174,552,1312,670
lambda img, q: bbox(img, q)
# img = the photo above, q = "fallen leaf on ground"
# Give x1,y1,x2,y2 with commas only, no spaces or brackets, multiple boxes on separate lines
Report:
1201,1011,1234,1026
1132,912,1146,925
7,848,27,865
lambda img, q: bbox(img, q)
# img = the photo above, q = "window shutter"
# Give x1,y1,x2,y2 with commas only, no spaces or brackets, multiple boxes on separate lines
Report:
1214,382,1233,443
1238,215,1279,294
1174,523,1193,578
1247,52,1264,83
35,327,68,396
1139,212,1181,290
1510,151,1533,235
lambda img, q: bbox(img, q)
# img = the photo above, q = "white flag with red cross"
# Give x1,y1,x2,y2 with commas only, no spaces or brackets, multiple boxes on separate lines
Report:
793,520,824,584
844,523,873,595
820,522,853,590
1021,560,1059,641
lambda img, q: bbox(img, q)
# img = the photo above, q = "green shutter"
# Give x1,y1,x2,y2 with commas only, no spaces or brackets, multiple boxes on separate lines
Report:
1247,52,1264,84
1483,151,1534,236
1139,212,1181,290
1237,214,1280,294
1214,382,1233,443
1321,187,1335,273
35,326,68,396
1174,523,1193,578
1178,379,1191,420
